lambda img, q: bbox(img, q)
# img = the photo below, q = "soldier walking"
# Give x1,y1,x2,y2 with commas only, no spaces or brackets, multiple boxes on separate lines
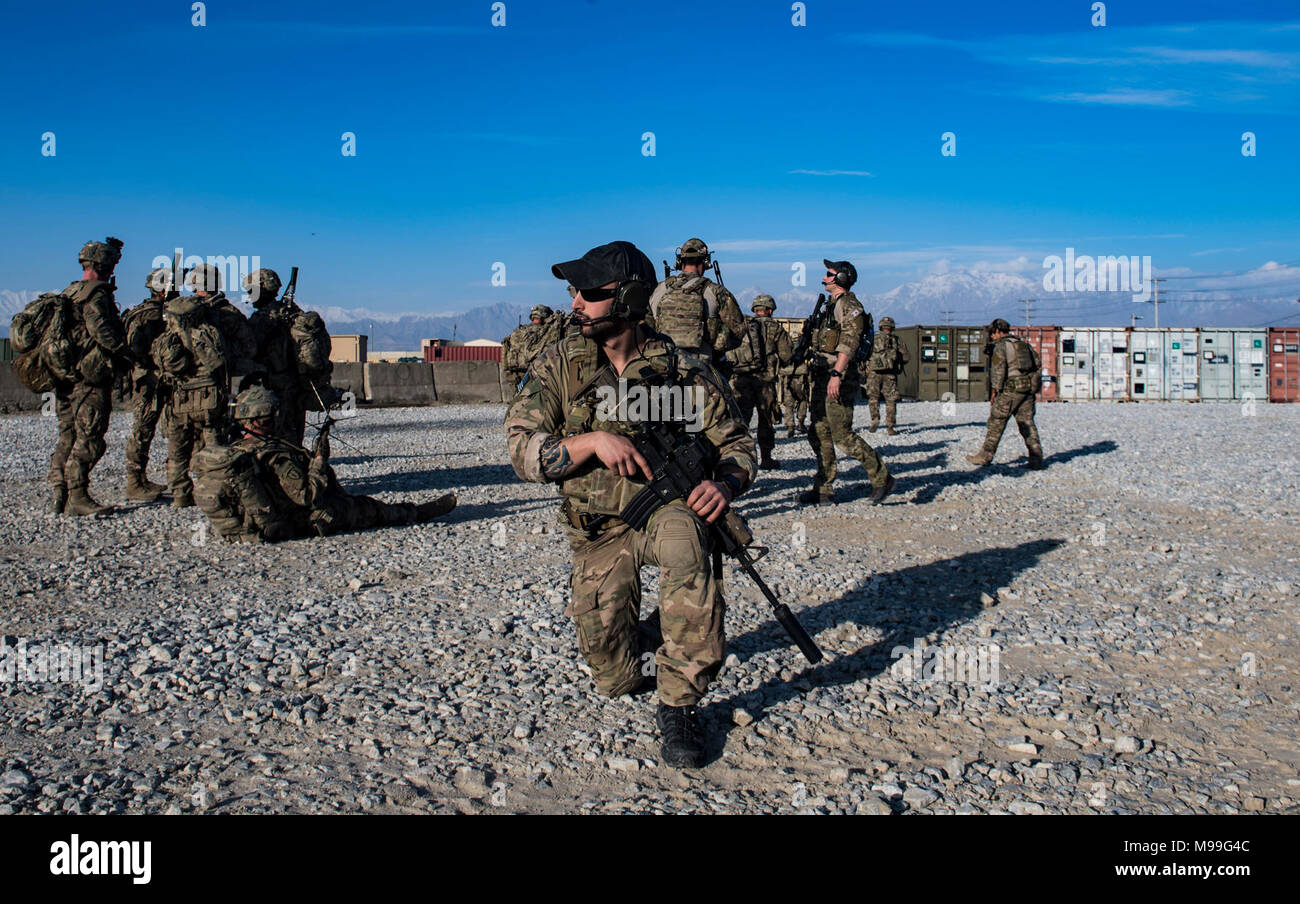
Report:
797,260,895,506
726,294,792,469
966,318,1044,469
505,240,756,768
864,316,908,435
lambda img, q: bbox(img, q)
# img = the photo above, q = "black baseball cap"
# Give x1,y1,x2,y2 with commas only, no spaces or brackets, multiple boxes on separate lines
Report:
823,259,858,285
552,241,657,292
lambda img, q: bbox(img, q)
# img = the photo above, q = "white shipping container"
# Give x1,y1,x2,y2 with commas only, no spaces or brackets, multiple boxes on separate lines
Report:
1165,329,1200,401
1129,329,1164,400
1199,329,1235,400
1057,329,1093,400
1235,329,1269,402
1093,328,1130,400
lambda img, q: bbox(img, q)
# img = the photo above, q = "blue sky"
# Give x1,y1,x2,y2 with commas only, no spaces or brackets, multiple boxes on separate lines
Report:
1,0,1297,313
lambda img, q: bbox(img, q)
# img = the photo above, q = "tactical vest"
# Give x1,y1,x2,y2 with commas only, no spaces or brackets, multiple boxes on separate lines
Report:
651,275,716,351
869,333,902,373
998,336,1039,393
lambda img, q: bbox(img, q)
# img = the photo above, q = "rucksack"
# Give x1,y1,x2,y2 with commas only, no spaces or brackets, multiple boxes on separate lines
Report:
8,293,80,391
728,318,767,375
194,444,283,540
123,301,164,363
290,310,331,377
869,333,901,373
653,276,710,350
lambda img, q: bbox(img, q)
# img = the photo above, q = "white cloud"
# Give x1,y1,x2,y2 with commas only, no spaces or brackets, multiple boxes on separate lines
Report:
788,169,876,177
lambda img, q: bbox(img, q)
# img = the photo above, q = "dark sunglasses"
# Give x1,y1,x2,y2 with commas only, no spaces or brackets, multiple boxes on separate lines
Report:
825,270,837,277
579,286,617,301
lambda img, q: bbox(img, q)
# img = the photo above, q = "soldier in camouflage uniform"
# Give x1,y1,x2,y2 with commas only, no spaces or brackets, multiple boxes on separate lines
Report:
194,386,456,543
798,260,895,506
645,237,745,365
505,241,756,769
189,263,258,414
121,268,176,502
245,268,308,445
966,318,1044,469
725,294,793,469
47,238,130,516
864,316,908,435
780,358,810,436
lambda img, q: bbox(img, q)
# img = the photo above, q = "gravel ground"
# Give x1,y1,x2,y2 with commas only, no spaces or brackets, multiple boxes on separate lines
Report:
1,399,1297,815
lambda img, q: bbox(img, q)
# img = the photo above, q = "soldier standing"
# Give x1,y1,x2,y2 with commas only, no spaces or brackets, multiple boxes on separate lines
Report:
245,268,308,445
781,357,810,436
121,268,175,502
193,386,456,542
501,306,546,387
864,316,908,435
505,240,757,768
726,294,793,469
190,263,258,418
797,260,895,506
646,237,745,365
966,318,1044,470
47,238,129,516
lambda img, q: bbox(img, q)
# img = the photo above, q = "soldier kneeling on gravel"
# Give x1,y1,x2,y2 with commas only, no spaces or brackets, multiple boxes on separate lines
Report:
194,386,457,542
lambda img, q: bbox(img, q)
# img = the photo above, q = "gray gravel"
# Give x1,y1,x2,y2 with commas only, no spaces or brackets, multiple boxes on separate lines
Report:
0,400,1297,814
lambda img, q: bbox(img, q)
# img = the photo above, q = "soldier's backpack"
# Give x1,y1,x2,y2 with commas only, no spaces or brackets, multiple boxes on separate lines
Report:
1005,336,1040,393
728,318,767,375
291,310,331,377
122,301,163,363
869,332,901,373
8,293,81,392
652,276,711,350
194,445,282,541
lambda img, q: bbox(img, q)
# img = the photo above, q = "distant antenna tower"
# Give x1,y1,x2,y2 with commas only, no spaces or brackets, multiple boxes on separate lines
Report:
941,310,954,328
1021,298,1036,326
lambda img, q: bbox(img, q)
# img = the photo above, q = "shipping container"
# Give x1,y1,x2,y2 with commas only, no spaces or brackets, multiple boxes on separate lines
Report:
1198,329,1235,400
1234,329,1268,402
896,326,920,400
1093,328,1130,400
915,326,952,401
1011,325,1059,402
0,337,11,363
1057,328,1093,400
952,327,989,402
1269,327,1300,402
1129,329,1164,400
1164,329,1200,401
424,344,502,363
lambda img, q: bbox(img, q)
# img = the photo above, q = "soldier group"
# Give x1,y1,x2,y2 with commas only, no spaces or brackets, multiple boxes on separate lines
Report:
21,235,1044,772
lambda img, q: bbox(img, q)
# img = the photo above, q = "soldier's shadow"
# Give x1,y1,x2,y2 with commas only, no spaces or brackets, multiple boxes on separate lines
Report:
344,462,520,493
903,440,1119,505
898,420,986,433
704,537,1066,761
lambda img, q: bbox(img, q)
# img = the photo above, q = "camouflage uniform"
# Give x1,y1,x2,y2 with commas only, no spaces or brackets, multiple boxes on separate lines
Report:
865,323,908,431
245,270,308,445
501,321,538,385
780,359,810,435
505,332,756,706
645,239,744,362
726,297,793,465
122,269,174,498
806,289,890,497
503,305,566,389
47,238,128,515
972,329,1043,467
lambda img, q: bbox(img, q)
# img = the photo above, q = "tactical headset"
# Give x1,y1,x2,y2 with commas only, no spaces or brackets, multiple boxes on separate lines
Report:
674,245,712,270
826,262,857,290
578,279,653,325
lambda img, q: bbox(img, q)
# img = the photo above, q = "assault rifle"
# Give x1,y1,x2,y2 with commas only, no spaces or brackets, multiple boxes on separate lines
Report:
281,266,299,307
308,380,365,460
620,419,824,664
792,293,827,365
711,260,725,288
663,259,672,280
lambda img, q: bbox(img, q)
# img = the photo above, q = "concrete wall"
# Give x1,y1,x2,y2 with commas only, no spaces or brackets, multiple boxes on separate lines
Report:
365,361,437,407
432,360,503,404
331,362,367,403
0,363,45,413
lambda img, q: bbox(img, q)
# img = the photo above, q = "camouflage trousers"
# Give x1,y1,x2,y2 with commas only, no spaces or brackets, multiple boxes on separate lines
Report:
164,387,228,496
808,373,889,491
731,374,778,453
307,491,417,537
47,381,111,490
865,371,901,427
981,391,1042,459
124,377,167,474
564,500,724,707
782,374,809,432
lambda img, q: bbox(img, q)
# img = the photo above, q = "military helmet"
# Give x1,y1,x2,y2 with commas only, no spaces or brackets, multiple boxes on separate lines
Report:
242,268,282,300
530,304,554,320
78,236,124,272
880,316,895,329
751,294,776,313
185,263,221,293
988,317,1011,334
233,385,280,421
165,297,200,319
675,237,711,269
147,267,174,295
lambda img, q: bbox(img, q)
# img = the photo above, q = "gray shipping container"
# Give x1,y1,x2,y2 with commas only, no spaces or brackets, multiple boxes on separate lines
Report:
916,326,952,402
1199,329,1235,400
1093,328,1130,400
1235,329,1269,402
1058,328,1093,400
1129,329,1164,400
1165,329,1200,401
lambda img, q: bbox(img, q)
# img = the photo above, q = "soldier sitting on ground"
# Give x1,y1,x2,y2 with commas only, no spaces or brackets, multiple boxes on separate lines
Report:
194,386,457,542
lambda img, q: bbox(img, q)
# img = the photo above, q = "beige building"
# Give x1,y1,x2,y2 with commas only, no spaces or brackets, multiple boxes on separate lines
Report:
330,334,368,363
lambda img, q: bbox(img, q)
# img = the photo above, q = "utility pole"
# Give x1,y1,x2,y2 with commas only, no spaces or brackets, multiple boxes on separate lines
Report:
1131,313,1142,329
941,310,953,329
1151,276,1165,330
1020,298,1035,327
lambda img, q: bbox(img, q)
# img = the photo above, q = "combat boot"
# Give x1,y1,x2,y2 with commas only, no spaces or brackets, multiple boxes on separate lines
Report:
965,453,993,467
869,475,896,506
125,470,164,502
657,703,706,769
65,486,114,517
760,451,780,470
868,420,879,433
797,487,834,506
48,485,67,515
415,493,457,522
886,425,899,436
1026,453,1045,470
172,489,194,509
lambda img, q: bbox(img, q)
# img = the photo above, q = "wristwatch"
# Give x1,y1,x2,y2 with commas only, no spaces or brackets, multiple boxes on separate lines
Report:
719,473,744,498
828,369,843,378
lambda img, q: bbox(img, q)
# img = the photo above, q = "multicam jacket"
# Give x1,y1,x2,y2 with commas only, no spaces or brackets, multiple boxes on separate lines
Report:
867,331,909,375
64,279,128,386
811,291,867,371
504,330,758,519
990,335,1038,394
646,275,745,355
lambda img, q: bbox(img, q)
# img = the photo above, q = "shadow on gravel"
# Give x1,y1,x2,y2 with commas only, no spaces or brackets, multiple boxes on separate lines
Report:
1044,440,1118,467
707,537,1067,758
902,439,1119,505
896,420,985,433
346,463,520,493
